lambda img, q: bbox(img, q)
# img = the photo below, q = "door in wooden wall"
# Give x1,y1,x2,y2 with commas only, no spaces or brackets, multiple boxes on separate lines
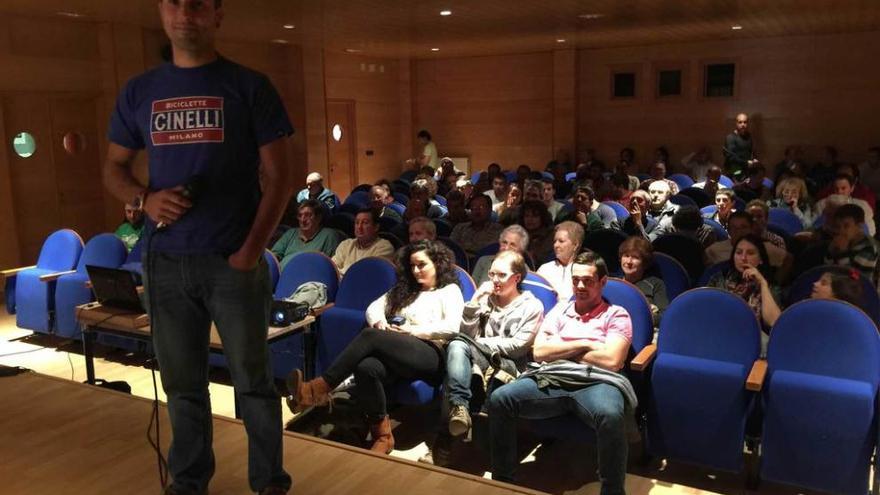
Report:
2,93,104,262
326,99,357,199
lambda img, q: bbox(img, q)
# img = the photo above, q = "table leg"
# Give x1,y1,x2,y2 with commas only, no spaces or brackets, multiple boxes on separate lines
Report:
82,327,96,385
303,320,316,381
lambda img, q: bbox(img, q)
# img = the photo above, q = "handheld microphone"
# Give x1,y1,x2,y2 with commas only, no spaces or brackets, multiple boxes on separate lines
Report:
157,175,208,230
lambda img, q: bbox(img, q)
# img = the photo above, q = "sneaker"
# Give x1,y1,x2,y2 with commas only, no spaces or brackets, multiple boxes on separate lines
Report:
448,404,472,437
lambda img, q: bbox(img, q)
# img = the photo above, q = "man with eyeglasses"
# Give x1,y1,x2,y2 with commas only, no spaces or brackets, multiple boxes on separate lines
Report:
488,251,635,494
420,250,544,466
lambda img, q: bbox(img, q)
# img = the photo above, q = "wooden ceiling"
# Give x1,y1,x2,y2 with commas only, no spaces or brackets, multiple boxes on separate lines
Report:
0,0,878,58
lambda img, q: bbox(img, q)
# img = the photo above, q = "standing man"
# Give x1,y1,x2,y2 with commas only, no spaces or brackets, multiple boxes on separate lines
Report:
723,112,756,180
102,1,293,494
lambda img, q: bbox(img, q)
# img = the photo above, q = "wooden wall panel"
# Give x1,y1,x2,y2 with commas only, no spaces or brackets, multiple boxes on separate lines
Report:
414,52,555,171
0,105,22,272
576,31,880,172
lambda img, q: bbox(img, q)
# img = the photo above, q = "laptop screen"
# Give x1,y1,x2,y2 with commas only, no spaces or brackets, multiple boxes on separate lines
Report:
85,265,145,313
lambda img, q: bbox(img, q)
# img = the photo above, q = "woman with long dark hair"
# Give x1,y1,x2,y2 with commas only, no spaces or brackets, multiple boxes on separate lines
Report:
285,240,464,454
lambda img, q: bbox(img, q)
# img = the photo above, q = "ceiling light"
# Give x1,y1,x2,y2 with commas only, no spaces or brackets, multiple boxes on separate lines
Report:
282,24,295,30
578,13,604,20
345,48,362,53
556,39,566,43
56,11,85,18
431,47,440,52
271,39,289,44
731,25,743,30
440,10,452,16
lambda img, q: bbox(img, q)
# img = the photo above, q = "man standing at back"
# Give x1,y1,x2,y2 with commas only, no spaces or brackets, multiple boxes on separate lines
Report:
102,1,293,494
723,112,756,180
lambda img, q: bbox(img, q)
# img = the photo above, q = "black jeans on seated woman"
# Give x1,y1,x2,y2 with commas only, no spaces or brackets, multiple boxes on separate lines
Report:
322,328,444,419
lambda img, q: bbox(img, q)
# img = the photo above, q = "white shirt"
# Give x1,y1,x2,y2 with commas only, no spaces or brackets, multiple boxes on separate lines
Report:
537,259,575,302
365,283,465,340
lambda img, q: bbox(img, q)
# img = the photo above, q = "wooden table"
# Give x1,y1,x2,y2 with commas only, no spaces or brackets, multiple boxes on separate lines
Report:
76,303,317,409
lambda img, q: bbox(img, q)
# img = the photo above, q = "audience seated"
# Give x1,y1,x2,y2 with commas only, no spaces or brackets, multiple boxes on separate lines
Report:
646,179,679,232
434,157,461,182
423,250,544,466
768,176,816,229
497,183,523,223
114,203,144,251
556,185,606,232
707,233,779,352
408,216,437,243
484,174,509,209
680,147,716,181
745,200,786,250
519,200,555,264
641,162,679,195
619,236,668,327
286,240,464,454
454,177,475,204
472,225,530,285
816,164,876,212
705,188,736,229
823,204,879,285
488,251,633,493
332,208,394,274
622,190,665,240
272,199,340,269
404,179,445,222
705,211,790,280
443,189,469,226
370,184,403,223
296,172,338,213
670,205,717,249
693,164,722,200
735,162,773,201
815,174,875,235
450,194,504,258
537,221,584,301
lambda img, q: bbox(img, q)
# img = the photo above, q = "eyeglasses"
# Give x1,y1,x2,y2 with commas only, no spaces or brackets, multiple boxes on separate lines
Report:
487,271,513,281
571,276,599,287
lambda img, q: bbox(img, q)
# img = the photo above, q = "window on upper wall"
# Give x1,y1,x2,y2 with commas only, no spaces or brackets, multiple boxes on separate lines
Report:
657,69,682,97
612,72,636,99
705,63,736,97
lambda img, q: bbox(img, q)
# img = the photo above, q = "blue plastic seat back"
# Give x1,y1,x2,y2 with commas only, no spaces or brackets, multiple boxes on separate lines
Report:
504,170,517,182
652,234,705,283
769,299,880,383
274,252,340,303
343,190,370,207
37,229,84,272
697,261,730,287
602,278,653,355
438,237,469,271
702,217,729,240
700,205,718,216
126,237,144,263
75,234,127,273
582,229,628,274
668,174,695,190
658,288,761,364
768,207,804,236
668,194,697,208
264,250,280,291
387,202,406,216
325,213,354,238
522,272,558,314
786,265,880,327
762,299,880,494
564,172,577,182
718,175,734,188
651,253,690,301
454,265,476,301
601,201,630,221
434,195,447,206
678,187,712,208
474,242,500,259
335,257,397,311
391,192,409,207
350,184,372,195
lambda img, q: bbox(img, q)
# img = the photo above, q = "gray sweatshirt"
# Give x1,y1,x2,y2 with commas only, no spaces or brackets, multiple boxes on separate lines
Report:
460,290,544,366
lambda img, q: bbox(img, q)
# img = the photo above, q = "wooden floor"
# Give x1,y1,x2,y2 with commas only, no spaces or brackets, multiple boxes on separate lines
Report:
0,305,826,494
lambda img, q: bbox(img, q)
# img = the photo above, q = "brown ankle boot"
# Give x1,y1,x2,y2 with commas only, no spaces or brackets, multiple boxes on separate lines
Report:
368,415,395,454
285,370,332,413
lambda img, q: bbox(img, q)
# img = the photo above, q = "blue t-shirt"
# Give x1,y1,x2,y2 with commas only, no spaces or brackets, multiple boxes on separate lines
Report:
108,56,294,256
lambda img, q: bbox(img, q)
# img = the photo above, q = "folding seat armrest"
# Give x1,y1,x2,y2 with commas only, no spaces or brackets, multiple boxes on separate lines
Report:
630,344,657,372
1,265,37,281
312,303,335,317
745,359,768,391
39,270,77,282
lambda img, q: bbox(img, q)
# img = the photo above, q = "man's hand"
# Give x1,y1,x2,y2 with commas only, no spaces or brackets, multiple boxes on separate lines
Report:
473,281,495,303
228,247,261,271
144,186,192,226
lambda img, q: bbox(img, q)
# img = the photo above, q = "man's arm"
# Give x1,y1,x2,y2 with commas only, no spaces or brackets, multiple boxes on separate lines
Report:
103,143,191,225
229,138,293,270
533,332,592,362
579,335,630,372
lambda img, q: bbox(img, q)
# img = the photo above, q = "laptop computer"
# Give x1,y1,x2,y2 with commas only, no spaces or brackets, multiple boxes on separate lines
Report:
86,265,146,314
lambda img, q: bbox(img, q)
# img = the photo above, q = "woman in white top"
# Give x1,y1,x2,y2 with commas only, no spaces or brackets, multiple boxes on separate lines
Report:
536,221,584,302
286,240,464,454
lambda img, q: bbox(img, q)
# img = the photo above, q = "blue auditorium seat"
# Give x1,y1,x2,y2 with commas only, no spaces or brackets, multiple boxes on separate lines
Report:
3,229,83,333
647,288,762,473
601,201,630,222
702,217,729,240
582,229,628,274
438,236,469,271
767,207,804,236
454,265,476,301
761,300,880,495
668,174,695,190
651,253,690,301
264,250,280,292
54,233,127,339
786,265,880,328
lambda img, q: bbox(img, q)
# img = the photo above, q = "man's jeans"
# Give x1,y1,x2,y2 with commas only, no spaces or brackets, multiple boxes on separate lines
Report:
144,253,291,493
444,340,474,408
488,377,627,495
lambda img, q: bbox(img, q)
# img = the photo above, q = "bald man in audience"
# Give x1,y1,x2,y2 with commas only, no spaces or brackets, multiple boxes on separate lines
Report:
646,179,679,234
408,216,437,243
296,172,338,213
